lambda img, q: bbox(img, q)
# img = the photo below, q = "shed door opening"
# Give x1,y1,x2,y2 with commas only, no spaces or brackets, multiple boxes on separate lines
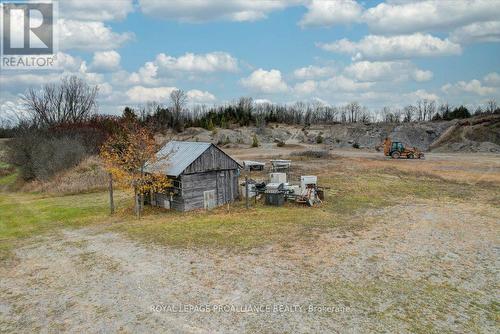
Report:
203,190,216,210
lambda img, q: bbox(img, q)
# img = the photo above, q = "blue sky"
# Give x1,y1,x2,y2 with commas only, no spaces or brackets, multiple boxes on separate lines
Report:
1,0,500,119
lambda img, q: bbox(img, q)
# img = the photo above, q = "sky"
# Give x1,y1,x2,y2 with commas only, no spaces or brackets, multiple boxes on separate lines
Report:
1,0,500,120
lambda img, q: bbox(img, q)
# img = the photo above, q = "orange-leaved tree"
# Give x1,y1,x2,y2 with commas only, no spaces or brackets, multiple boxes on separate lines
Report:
100,124,171,218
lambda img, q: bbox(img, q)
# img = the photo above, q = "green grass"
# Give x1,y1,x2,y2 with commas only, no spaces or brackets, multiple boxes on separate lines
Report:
0,161,495,260
112,170,487,251
0,191,128,260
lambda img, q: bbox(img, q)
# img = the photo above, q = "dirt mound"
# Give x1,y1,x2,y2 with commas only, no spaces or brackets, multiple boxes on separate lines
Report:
430,114,500,153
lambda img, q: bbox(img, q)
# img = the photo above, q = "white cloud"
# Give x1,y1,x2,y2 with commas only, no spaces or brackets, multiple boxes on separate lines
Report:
450,21,500,44
343,60,433,82
363,0,500,34
60,0,134,21
442,79,496,96
139,0,299,22
412,69,433,82
294,80,317,95
90,50,121,72
187,89,216,103
240,69,288,93
59,19,134,51
98,82,114,96
318,33,461,60
293,65,336,80
56,52,85,72
484,72,500,86
407,89,439,102
254,99,273,105
111,51,238,87
155,52,238,73
299,0,362,28
126,86,177,103
318,75,373,92
117,62,160,86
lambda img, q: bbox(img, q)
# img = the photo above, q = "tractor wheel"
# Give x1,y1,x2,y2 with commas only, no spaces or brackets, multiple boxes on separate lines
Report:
407,153,414,159
391,151,400,159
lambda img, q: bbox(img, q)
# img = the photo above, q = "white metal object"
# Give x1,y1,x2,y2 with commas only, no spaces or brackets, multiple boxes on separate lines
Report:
300,175,317,189
270,172,287,184
270,159,291,170
243,160,265,171
285,184,300,194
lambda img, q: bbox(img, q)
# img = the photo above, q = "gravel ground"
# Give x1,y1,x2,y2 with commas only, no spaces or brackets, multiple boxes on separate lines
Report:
1,201,498,333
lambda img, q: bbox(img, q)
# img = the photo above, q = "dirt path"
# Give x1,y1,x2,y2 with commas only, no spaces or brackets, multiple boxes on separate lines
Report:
1,201,498,333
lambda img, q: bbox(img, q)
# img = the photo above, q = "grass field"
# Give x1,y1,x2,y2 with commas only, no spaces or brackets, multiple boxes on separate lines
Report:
1,144,499,332
1,154,492,259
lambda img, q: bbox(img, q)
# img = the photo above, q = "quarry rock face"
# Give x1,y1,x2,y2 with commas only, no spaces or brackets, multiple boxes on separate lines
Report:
171,115,499,153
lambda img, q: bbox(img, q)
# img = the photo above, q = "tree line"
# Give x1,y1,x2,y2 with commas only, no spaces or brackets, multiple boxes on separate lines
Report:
2,75,499,182
120,94,499,133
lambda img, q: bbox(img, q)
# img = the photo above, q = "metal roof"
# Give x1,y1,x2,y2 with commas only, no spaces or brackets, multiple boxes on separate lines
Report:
145,141,212,177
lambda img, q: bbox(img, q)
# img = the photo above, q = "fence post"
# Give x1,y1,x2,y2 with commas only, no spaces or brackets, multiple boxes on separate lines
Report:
245,176,249,209
108,173,115,215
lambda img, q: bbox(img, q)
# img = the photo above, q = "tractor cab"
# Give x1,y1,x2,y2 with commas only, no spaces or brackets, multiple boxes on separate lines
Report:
391,142,404,153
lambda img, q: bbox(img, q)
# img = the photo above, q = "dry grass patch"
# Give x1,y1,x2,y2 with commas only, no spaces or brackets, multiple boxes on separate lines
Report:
22,156,108,194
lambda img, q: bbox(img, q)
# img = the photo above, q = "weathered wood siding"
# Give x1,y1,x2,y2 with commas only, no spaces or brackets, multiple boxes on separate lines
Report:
154,192,184,211
151,144,240,212
180,170,239,211
183,145,240,174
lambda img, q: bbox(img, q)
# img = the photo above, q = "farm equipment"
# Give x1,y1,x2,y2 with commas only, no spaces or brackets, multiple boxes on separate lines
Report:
270,159,291,172
243,160,265,171
243,173,323,207
378,137,425,159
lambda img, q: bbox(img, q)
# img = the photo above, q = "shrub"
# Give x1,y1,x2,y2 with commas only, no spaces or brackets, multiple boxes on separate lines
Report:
252,134,259,147
276,140,285,147
352,142,360,149
291,150,330,158
7,127,91,181
316,134,324,144
217,135,231,146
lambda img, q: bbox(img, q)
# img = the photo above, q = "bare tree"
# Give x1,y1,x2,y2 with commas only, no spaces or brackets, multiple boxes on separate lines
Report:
237,97,253,113
486,99,497,114
403,105,416,122
22,75,98,127
416,99,436,121
382,106,401,123
346,102,361,123
169,89,187,132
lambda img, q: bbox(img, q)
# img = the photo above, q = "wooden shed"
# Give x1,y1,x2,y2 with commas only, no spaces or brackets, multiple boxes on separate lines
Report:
145,141,242,212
